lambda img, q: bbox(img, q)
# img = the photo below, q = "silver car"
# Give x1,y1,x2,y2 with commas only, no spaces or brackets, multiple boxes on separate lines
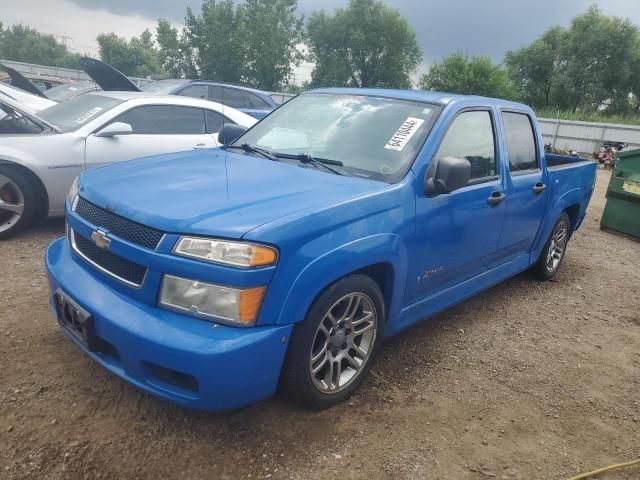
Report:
0,91,257,238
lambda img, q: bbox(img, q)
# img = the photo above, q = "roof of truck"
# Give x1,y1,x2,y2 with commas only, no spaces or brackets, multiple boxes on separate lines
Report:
311,87,529,110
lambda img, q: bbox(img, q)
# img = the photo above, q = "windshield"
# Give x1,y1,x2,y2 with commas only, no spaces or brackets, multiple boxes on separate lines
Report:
38,94,124,132
234,93,441,182
45,82,94,102
141,79,187,94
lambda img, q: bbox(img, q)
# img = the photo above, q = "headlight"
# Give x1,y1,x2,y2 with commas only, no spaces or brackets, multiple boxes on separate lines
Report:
159,274,265,326
67,176,79,205
173,237,277,268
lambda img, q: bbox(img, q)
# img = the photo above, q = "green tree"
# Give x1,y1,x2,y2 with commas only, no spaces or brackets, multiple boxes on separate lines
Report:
96,30,164,78
505,6,640,113
183,0,246,83
183,0,304,89
558,5,640,112
156,19,197,78
239,0,305,90
0,22,82,68
419,52,515,99
307,0,421,88
505,26,566,107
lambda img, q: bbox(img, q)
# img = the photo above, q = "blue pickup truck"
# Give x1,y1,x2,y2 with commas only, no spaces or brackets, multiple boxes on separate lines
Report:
46,88,596,411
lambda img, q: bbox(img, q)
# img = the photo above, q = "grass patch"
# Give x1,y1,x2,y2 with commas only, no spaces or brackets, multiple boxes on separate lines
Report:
536,108,640,126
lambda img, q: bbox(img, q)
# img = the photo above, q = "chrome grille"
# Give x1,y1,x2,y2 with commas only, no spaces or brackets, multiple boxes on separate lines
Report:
75,197,164,250
71,231,147,287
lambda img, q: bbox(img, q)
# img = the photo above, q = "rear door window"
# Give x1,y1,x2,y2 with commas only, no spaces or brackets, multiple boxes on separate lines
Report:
112,105,205,134
178,85,208,100
221,88,246,109
502,112,538,173
244,92,270,109
209,86,223,103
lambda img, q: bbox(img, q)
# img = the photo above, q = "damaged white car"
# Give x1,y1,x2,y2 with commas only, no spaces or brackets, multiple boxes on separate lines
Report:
0,92,256,238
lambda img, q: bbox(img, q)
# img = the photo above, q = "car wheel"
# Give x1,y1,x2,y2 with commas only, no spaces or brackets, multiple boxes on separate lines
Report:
0,167,36,240
532,212,571,280
281,274,385,410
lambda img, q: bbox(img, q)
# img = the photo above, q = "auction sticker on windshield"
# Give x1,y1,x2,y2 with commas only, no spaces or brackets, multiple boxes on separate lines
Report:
385,117,425,152
74,107,103,124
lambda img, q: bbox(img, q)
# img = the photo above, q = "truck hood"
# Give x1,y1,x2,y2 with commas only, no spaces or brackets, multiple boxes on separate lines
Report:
79,149,388,239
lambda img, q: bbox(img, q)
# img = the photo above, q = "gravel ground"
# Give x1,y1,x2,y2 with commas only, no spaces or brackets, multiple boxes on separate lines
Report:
1,168,639,480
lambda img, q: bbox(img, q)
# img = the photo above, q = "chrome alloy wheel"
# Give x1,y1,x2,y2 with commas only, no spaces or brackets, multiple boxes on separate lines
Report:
546,219,568,273
309,292,378,393
0,174,25,234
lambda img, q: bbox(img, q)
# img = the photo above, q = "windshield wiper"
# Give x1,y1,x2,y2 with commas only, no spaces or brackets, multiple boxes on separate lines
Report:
273,152,346,176
224,143,277,161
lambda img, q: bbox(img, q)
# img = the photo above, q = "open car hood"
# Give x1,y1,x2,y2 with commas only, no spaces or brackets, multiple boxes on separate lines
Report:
79,57,141,92
0,62,47,98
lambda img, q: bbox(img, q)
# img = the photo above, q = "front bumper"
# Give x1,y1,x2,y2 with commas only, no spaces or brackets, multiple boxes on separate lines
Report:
45,237,292,411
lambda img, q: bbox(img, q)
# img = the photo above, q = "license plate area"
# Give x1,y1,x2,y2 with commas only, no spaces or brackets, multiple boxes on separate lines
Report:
54,290,98,352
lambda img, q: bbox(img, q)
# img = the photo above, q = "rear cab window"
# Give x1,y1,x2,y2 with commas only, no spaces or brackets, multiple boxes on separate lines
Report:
502,112,539,174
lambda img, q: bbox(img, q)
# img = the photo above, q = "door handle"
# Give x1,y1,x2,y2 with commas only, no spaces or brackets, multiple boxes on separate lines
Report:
193,143,207,149
487,191,506,207
533,182,546,194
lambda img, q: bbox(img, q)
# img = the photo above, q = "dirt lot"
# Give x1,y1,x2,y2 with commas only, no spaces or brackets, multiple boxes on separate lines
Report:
1,168,638,480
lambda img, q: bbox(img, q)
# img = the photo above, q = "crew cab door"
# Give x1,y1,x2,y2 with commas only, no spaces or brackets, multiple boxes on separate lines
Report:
410,109,506,302
85,105,217,169
493,111,548,264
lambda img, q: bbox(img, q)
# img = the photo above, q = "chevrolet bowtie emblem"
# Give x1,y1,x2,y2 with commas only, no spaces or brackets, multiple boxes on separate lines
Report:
91,229,111,249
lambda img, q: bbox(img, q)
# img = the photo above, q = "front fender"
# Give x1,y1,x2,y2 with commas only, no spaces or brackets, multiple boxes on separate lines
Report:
275,233,408,335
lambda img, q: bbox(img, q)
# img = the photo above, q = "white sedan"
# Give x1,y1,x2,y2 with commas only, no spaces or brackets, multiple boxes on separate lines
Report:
0,91,257,238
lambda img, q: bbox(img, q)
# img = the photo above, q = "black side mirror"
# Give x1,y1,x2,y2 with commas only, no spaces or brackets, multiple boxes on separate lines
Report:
218,123,248,145
425,156,471,196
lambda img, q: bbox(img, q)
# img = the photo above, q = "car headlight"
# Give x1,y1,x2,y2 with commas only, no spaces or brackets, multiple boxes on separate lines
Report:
159,274,265,326
67,176,79,205
173,237,277,268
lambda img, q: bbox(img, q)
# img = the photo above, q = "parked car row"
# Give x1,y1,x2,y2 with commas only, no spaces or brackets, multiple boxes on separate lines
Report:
2,57,296,119
0,57,300,239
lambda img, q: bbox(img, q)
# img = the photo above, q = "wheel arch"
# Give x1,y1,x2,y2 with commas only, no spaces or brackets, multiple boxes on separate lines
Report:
563,203,581,235
274,234,407,331
0,159,49,218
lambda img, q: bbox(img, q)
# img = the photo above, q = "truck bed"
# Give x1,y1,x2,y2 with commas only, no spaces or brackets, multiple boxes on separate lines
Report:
545,153,591,169
544,154,597,233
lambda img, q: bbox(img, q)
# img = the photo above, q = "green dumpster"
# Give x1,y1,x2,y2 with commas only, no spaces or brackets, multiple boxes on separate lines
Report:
600,148,640,239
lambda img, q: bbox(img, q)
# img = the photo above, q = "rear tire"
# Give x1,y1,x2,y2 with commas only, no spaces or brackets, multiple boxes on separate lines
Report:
280,274,385,410
531,212,571,280
0,166,36,240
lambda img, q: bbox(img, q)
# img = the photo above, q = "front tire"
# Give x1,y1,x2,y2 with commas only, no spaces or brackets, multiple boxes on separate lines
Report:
531,212,571,280
0,167,36,240
281,274,385,410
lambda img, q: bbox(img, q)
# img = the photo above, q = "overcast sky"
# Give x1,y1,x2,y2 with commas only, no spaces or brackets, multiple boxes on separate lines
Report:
4,0,640,83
